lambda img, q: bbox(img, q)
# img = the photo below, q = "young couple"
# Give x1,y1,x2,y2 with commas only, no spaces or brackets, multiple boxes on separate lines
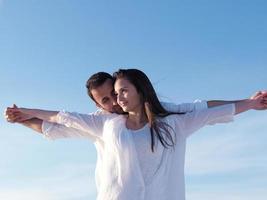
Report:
5,69,267,200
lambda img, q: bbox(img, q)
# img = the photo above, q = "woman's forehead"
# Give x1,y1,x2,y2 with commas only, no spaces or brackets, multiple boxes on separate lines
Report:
114,78,132,90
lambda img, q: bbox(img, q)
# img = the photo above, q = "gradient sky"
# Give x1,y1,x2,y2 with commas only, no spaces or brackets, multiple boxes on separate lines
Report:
1,0,267,199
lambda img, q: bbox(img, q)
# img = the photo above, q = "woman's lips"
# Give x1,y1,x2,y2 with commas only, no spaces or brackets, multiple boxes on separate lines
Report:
119,102,128,107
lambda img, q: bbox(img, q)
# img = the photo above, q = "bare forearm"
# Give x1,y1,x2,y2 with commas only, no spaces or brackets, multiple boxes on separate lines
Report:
19,118,43,133
207,100,245,108
208,99,254,115
234,99,254,115
19,108,59,123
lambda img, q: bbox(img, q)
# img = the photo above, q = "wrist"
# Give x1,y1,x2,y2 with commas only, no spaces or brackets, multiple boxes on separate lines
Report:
245,99,256,110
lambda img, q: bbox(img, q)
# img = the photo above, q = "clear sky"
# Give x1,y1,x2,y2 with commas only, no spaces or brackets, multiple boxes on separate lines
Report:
1,0,267,199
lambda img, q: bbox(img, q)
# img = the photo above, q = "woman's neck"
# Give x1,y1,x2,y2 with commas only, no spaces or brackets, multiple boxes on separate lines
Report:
127,109,148,130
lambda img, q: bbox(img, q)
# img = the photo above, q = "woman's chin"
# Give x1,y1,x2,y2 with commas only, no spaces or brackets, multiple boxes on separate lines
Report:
121,106,130,112
122,107,129,112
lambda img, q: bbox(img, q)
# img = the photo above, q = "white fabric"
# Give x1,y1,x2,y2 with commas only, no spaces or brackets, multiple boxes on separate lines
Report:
42,100,208,140
161,99,207,113
43,103,235,200
42,101,207,197
42,101,208,140
130,124,165,185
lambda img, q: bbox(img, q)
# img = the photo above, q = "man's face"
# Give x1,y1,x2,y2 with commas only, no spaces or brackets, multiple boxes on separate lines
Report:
91,79,123,113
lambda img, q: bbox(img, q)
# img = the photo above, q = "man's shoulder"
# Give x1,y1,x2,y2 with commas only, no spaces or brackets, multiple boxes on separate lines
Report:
90,109,120,120
93,109,108,115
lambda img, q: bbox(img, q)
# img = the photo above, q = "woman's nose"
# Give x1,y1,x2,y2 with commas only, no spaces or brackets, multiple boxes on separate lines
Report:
117,93,123,102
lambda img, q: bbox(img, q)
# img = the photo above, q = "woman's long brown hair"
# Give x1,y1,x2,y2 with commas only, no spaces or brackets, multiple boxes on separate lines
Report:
113,69,184,152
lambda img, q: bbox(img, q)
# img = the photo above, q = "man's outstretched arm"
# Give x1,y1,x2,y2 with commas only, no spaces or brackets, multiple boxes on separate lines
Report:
5,111,98,141
5,106,59,123
5,104,106,140
19,118,43,133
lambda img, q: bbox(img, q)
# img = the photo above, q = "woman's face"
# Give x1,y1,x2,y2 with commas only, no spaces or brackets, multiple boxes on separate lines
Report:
114,78,142,113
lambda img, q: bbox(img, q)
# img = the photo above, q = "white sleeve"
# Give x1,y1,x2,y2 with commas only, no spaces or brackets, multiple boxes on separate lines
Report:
177,104,235,138
55,111,112,139
161,99,208,113
42,121,98,142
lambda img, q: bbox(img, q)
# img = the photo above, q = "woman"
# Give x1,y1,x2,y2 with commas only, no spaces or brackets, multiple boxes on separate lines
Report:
6,69,267,200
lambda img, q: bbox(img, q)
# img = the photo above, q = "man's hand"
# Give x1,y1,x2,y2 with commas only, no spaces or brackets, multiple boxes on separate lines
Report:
4,104,34,123
250,92,267,110
250,91,267,100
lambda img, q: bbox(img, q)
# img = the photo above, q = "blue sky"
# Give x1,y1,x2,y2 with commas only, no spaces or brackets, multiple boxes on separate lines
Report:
0,0,267,199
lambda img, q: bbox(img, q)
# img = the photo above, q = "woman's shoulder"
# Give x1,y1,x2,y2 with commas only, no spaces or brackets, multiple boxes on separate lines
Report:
104,113,126,123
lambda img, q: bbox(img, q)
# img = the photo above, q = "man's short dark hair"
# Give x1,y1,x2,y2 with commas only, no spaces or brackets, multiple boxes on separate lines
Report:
86,72,114,102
